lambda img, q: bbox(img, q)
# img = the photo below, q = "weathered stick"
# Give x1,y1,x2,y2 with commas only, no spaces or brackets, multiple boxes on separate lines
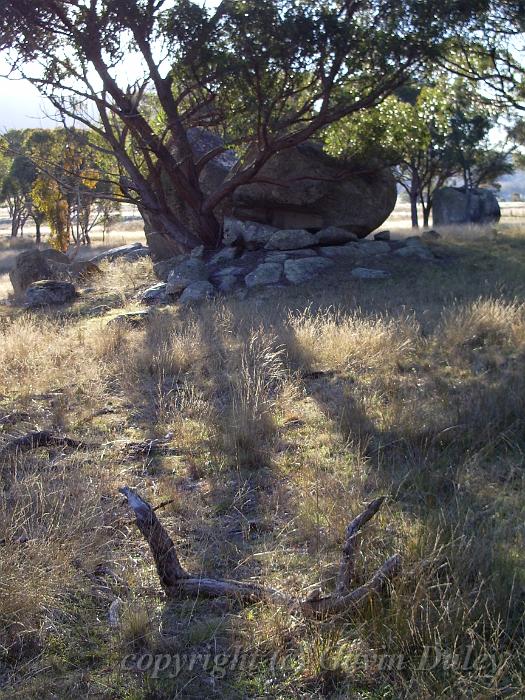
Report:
334,495,385,597
120,487,401,617
0,430,85,456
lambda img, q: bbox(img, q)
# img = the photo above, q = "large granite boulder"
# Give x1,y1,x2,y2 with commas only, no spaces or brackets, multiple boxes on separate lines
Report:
232,142,397,238
9,248,70,296
433,187,500,226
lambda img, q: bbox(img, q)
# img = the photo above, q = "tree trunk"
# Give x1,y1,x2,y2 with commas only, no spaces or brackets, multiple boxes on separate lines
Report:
35,220,41,244
410,190,419,229
409,167,420,229
11,210,19,237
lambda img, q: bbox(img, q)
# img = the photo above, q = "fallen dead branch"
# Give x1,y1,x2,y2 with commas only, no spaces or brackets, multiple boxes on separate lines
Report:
120,487,401,617
0,430,86,456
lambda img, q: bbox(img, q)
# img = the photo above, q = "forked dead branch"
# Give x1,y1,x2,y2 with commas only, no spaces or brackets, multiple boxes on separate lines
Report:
120,487,401,617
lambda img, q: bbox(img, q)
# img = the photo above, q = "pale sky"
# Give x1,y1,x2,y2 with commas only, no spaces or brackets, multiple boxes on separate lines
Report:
0,74,56,130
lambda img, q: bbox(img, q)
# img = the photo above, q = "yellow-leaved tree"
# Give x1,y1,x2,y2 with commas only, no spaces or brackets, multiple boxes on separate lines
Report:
31,176,70,252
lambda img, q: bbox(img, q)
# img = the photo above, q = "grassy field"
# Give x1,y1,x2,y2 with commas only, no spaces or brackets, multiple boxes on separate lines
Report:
0,218,524,698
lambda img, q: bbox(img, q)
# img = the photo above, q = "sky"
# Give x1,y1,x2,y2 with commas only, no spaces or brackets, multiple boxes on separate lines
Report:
0,68,56,130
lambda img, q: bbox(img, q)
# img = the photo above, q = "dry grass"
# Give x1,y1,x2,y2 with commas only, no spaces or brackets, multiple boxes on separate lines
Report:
0,224,524,698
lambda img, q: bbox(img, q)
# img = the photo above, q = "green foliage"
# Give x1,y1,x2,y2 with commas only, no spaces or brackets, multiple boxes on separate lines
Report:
0,0,494,247
0,127,121,246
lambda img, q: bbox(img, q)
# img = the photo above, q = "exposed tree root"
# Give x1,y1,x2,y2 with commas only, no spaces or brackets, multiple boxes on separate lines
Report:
120,487,402,617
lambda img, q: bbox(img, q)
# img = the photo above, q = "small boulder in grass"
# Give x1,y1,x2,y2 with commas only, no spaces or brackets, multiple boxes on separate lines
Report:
25,280,77,307
141,282,168,305
374,230,391,241
107,310,151,327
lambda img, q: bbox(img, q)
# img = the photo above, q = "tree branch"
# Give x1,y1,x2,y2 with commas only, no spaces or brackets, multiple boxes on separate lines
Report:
120,487,401,618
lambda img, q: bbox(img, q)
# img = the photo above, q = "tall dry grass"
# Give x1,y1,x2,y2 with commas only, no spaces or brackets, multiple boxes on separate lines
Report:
0,239,524,697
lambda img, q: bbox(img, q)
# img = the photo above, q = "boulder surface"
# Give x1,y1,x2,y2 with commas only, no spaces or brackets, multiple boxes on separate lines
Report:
432,187,500,226
232,142,396,237
25,280,77,307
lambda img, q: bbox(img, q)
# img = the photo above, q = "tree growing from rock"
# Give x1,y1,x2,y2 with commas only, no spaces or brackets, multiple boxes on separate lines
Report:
0,0,491,252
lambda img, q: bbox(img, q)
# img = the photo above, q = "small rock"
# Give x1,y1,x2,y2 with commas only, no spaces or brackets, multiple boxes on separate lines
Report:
141,282,168,305
245,262,283,288
320,244,361,258
265,249,318,263
284,257,334,284
209,247,239,265
422,229,441,241
179,280,216,303
404,236,423,246
25,280,77,307
190,245,205,258
351,267,391,279
394,246,434,261
315,226,359,245
374,230,391,241
265,228,317,251
153,255,187,281
214,265,244,277
356,240,391,255
108,310,151,327
217,275,238,293
223,218,277,249
166,259,209,295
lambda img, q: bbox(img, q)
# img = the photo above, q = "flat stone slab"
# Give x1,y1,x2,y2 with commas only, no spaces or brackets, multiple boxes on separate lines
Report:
264,228,317,251
265,249,318,263
90,243,149,264
315,226,359,245
393,246,434,260
245,262,283,288
351,267,392,279
284,257,334,285
320,244,361,258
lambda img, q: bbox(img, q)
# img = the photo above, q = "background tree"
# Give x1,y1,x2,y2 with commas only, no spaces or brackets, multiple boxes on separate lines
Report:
325,78,514,227
0,0,490,253
1,127,122,249
0,147,35,237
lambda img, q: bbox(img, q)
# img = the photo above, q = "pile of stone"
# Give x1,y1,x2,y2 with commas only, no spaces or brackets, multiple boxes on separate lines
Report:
140,220,439,305
9,248,102,307
8,243,152,307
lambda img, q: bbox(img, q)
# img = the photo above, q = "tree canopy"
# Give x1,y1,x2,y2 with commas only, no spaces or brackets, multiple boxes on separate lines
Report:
0,0,495,251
